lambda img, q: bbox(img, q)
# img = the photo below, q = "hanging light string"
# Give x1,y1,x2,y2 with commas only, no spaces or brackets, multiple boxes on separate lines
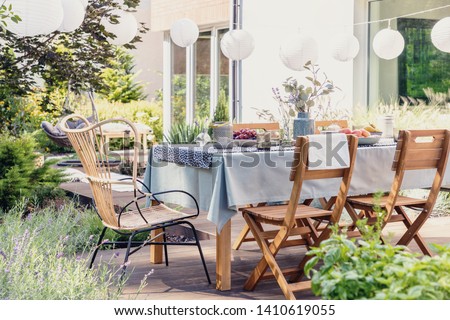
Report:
353,4,450,26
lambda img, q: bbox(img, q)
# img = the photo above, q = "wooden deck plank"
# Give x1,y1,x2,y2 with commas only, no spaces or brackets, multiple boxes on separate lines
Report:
60,181,450,300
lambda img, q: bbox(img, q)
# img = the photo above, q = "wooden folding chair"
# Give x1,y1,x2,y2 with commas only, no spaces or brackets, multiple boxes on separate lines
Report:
242,134,358,300
314,120,349,134
345,129,450,255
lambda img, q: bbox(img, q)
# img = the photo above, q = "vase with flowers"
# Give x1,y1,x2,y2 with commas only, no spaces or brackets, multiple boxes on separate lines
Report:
273,61,337,139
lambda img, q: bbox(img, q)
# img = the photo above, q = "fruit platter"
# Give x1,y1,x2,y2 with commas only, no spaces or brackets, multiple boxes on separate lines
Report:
232,128,258,147
338,124,382,145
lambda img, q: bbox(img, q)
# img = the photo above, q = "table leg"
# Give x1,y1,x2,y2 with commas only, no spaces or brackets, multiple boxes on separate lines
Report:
150,228,164,264
216,220,231,291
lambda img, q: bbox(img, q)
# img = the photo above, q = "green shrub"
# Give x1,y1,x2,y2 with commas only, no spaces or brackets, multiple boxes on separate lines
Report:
99,47,147,103
0,201,126,299
82,98,163,142
0,134,66,211
305,223,450,300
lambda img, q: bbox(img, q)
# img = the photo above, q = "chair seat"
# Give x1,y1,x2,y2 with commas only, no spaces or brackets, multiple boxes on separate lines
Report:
347,194,426,208
242,204,333,225
113,204,195,231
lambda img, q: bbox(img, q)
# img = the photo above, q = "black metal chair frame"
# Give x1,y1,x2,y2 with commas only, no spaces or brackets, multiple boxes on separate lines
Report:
89,178,211,284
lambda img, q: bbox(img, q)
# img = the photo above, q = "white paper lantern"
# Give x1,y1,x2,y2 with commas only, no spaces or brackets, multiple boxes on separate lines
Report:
331,33,360,62
58,0,86,33
373,27,405,60
279,34,318,71
431,17,450,53
220,29,255,60
102,9,138,46
4,0,64,37
170,18,199,47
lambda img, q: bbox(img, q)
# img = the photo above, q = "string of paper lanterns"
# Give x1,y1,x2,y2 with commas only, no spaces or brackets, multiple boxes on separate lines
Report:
4,0,138,46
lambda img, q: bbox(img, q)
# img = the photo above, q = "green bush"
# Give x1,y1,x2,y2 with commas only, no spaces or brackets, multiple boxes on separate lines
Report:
99,47,147,103
82,98,163,142
0,201,126,299
305,223,450,300
0,134,66,212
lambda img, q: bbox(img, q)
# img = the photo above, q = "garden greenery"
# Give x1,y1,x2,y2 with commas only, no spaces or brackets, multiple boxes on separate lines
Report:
0,0,147,95
305,222,450,300
99,47,147,103
0,134,65,211
0,200,126,299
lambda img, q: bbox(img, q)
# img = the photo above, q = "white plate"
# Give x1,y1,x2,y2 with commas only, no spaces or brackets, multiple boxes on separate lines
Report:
358,136,381,145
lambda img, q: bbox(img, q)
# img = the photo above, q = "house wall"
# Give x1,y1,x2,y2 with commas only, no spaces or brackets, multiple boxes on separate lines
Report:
131,0,164,100
150,0,229,31
241,0,356,123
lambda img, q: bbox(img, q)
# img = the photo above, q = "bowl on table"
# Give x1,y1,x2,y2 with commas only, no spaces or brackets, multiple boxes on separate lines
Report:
358,135,381,145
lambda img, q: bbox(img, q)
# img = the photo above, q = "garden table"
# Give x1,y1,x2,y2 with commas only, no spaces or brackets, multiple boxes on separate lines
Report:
143,142,450,291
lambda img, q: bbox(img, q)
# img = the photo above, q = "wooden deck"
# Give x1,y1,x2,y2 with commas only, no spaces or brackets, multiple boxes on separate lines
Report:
61,181,450,300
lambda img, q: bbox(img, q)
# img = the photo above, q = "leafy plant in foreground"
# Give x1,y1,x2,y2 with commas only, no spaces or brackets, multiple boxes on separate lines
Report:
304,222,450,300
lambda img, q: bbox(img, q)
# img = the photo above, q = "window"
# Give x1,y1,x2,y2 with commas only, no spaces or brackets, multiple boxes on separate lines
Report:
398,18,450,99
164,27,229,129
368,0,450,105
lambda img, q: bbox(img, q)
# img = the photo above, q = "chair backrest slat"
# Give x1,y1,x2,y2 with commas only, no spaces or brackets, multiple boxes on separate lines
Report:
60,115,140,228
233,122,280,131
392,130,449,171
385,129,450,221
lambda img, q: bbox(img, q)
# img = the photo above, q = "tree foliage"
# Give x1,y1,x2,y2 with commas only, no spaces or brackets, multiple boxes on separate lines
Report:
99,46,147,103
0,0,148,95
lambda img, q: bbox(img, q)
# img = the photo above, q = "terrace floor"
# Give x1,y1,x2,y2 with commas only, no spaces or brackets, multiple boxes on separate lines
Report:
61,181,450,300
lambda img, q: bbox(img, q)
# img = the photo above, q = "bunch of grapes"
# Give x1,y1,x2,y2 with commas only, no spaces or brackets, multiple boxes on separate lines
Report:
233,128,257,140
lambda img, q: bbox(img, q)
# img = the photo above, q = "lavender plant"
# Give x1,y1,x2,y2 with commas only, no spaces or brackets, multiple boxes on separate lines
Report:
0,200,128,299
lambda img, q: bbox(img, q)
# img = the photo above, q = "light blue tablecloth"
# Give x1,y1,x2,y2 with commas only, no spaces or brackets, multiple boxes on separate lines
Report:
143,146,450,233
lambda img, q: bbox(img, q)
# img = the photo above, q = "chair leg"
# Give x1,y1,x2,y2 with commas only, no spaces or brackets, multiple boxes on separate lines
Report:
162,227,169,266
122,231,136,277
232,224,251,250
395,207,432,255
243,214,294,299
89,227,107,269
184,221,211,284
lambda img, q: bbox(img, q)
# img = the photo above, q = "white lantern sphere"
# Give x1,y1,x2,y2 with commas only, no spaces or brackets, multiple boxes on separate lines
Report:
373,27,405,60
4,0,64,37
279,34,318,71
220,29,255,60
102,9,138,46
170,18,199,47
58,0,86,33
431,17,450,53
80,0,89,9
331,33,360,62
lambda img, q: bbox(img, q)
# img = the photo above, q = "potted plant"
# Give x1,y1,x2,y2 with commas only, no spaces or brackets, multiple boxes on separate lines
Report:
273,61,337,138
210,89,232,142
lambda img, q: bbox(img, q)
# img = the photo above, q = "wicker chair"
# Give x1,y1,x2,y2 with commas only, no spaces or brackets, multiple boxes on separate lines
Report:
60,114,210,283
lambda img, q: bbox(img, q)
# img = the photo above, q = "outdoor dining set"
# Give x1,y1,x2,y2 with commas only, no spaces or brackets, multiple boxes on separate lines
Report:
60,115,450,300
